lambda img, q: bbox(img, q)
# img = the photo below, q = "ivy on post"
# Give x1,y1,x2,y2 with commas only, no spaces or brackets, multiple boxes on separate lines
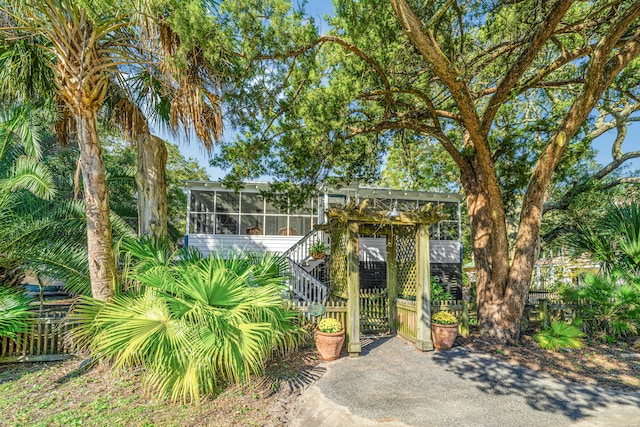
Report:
415,224,434,351
346,220,361,357
386,228,398,331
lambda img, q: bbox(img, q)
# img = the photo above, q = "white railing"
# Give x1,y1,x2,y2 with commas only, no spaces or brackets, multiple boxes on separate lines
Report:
283,229,327,264
287,259,329,303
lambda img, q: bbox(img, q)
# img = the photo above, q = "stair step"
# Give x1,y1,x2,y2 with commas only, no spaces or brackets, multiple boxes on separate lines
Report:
301,259,324,272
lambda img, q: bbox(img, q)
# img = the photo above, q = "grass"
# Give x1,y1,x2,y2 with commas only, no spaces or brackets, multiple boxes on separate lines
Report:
0,346,321,427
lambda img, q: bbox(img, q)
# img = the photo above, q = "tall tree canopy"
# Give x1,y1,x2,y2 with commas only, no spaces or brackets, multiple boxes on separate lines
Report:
213,0,640,343
0,0,229,299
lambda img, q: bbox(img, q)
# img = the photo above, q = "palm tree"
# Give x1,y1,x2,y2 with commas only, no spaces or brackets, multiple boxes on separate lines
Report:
0,102,136,294
1,0,223,299
0,104,56,286
107,43,223,238
569,202,640,273
1,0,133,300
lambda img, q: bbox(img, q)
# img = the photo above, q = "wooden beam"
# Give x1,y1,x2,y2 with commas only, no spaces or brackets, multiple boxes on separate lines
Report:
358,224,393,236
415,224,434,351
346,221,361,357
326,208,447,226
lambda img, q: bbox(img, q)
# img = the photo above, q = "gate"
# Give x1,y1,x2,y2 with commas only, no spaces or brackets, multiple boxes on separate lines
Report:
360,288,389,334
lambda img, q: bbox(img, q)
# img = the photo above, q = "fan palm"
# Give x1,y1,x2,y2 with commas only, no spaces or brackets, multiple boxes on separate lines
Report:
534,321,584,351
71,237,302,402
568,202,640,273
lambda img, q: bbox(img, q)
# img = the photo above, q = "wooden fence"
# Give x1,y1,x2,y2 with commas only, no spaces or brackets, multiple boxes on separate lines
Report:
0,307,76,363
1,296,585,363
294,300,348,328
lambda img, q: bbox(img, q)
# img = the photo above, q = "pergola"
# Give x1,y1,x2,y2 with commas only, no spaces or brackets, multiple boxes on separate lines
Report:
318,201,447,357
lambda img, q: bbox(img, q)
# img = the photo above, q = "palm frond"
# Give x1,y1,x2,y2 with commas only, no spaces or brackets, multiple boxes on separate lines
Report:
0,156,56,200
0,286,34,339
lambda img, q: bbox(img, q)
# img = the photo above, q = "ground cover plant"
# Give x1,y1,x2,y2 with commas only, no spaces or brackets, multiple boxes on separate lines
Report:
534,321,585,351
70,237,304,402
0,346,321,427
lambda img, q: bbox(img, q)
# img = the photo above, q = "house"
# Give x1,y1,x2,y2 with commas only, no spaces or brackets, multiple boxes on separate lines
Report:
184,181,464,299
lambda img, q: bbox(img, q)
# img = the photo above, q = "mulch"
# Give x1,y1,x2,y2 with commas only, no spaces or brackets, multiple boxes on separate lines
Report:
458,331,640,392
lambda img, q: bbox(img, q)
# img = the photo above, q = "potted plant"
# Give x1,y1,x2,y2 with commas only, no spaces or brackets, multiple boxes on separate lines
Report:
309,241,328,260
431,311,458,350
315,318,345,361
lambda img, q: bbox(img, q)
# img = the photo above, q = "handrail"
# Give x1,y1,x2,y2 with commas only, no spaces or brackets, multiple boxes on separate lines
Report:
286,258,329,304
282,228,327,265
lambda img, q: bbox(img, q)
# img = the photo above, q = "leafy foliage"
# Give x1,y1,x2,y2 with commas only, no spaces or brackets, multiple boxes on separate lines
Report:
568,202,640,273
0,286,33,339
71,238,302,402
535,321,585,351
431,277,454,302
560,271,640,342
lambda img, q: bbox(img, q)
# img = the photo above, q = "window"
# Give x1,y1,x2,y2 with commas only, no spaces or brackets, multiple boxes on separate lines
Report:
241,193,264,214
216,214,238,234
289,216,312,236
188,190,315,236
265,216,289,235
241,214,263,235
216,192,239,213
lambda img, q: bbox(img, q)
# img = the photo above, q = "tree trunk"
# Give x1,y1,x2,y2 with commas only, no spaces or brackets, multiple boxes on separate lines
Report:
462,161,552,344
76,112,116,302
137,135,168,237
461,164,527,344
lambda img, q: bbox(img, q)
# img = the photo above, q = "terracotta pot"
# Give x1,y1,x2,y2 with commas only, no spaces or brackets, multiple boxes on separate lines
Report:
315,329,345,361
310,252,326,260
432,323,458,350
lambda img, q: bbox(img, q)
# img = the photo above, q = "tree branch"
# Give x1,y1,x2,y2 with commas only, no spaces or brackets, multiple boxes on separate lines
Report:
259,35,393,118
481,0,574,133
602,177,640,190
390,0,483,144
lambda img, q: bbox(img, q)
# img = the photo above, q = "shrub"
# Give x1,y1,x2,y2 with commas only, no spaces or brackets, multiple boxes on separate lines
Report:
560,270,640,341
317,318,342,333
432,311,457,325
0,286,33,339
535,321,585,351
568,202,640,273
71,238,303,403
431,277,454,302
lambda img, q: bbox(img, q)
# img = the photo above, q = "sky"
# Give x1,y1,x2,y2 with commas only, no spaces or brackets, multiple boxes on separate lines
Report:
171,1,638,182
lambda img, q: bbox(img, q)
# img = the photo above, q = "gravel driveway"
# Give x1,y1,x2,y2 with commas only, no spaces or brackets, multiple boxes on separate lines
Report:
291,337,640,427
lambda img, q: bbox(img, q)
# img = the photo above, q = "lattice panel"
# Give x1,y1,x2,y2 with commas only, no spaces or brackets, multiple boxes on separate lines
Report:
329,224,349,299
396,227,417,297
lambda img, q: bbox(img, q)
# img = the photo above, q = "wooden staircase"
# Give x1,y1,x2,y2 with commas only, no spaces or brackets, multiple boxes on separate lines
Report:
282,230,330,303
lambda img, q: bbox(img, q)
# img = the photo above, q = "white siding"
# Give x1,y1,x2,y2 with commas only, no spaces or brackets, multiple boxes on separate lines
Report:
188,235,301,255
360,238,460,263
430,241,462,264
189,234,461,264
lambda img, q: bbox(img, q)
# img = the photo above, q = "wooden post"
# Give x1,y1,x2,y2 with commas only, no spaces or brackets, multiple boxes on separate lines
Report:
386,229,398,331
460,300,470,338
347,221,361,357
540,299,549,330
415,224,434,351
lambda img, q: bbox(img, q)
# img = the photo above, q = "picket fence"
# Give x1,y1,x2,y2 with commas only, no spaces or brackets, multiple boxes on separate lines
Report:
0,306,76,363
